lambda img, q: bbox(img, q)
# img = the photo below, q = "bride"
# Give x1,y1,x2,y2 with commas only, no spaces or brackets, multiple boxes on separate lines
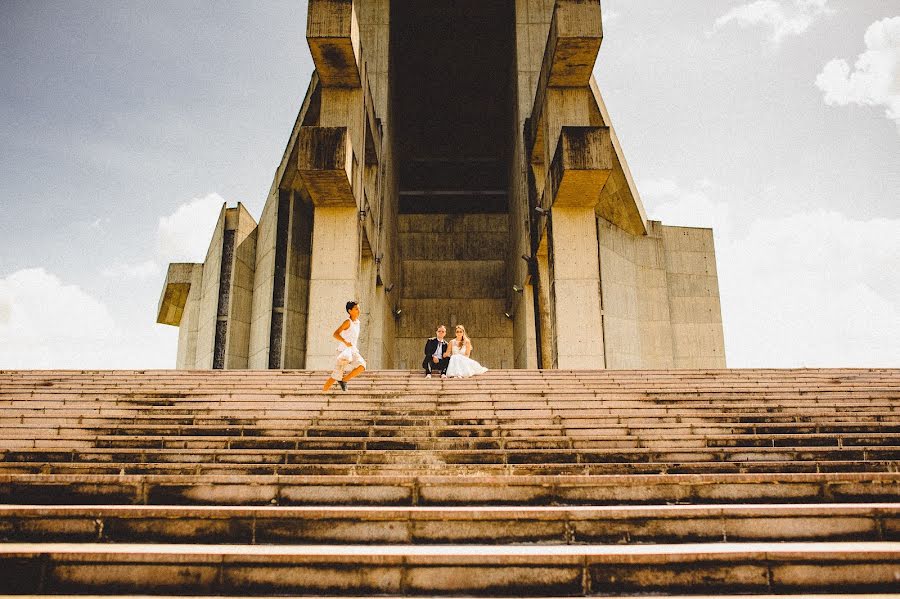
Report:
444,325,488,378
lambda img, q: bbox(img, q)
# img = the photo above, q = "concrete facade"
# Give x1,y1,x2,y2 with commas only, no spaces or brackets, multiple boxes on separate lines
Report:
157,0,726,370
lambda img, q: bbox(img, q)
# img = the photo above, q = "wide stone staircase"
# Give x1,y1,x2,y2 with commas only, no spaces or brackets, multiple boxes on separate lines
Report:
0,368,898,596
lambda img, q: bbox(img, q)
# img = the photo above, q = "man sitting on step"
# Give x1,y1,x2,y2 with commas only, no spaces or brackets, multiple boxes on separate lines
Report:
422,324,450,379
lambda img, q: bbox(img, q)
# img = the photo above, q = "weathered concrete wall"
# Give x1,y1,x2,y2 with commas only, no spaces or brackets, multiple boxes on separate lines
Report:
248,192,278,369
510,0,553,368
305,206,361,369
598,218,726,369
223,204,257,369
598,218,675,369
550,206,605,368
283,193,314,369
662,225,727,368
194,205,227,369
174,265,203,369
395,214,514,370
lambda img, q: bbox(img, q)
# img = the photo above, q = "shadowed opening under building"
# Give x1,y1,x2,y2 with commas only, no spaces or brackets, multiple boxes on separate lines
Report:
390,0,517,368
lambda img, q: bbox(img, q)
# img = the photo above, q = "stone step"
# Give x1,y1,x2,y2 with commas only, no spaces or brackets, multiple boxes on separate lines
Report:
3,445,897,466
1,542,897,595
2,595,894,599
3,459,896,477
3,421,898,437
1,504,896,545
1,472,897,506
5,432,900,450
5,394,899,407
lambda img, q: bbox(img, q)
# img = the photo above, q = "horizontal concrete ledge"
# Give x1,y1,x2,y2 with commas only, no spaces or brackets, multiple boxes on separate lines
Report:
4,540,900,558
1,503,896,545
305,0,360,88
1,542,898,594
1,472,897,507
155,263,202,326
1,596,896,599
295,126,355,207
2,596,896,599
546,126,612,210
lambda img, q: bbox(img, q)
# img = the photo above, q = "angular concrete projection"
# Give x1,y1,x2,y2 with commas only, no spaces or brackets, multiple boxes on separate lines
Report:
306,0,361,88
158,0,726,370
296,126,356,206
546,126,612,209
156,263,202,327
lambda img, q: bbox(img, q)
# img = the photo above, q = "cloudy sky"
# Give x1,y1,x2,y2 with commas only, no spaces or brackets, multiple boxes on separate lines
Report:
1,0,898,369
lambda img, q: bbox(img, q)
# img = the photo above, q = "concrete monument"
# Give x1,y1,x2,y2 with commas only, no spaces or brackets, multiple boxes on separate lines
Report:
158,0,726,370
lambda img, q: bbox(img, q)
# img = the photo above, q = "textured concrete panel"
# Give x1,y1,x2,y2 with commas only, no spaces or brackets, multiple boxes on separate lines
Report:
195,204,227,369
248,194,278,369
662,225,726,368
551,207,604,369
174,265,204,369
306,206,359,370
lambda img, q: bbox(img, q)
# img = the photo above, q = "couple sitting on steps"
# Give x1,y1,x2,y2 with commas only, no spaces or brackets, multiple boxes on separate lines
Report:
422,324,488,379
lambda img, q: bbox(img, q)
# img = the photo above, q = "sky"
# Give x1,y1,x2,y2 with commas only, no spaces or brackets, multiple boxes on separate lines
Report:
0,0,898,369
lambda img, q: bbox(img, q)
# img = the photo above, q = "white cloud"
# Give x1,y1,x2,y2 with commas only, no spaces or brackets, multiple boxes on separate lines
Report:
99,192,225,284
641,179,900,368
0,267,180,369
711,0,834,45
156,192,226,263
815,16,900,131
0,268,120,368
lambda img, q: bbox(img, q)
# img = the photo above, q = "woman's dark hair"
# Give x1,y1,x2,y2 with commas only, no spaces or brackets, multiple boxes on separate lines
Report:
346,301,359,313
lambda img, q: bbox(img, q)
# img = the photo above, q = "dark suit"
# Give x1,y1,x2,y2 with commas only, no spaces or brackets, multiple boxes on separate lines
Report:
422,337,449,375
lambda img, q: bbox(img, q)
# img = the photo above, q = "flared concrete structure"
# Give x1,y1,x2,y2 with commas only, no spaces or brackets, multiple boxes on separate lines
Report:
158,0,726,370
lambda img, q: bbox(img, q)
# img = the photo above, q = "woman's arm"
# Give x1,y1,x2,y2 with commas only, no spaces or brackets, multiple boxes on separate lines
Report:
332,319,351,347
464,339,472,357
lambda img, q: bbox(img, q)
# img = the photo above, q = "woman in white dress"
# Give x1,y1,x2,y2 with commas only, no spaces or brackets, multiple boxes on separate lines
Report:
444,325,488,378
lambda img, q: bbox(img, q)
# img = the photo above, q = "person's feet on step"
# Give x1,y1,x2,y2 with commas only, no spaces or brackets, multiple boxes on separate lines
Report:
338,380,348,391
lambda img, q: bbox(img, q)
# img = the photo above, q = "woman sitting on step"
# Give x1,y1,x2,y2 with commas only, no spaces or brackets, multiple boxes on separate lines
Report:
443,325,488,378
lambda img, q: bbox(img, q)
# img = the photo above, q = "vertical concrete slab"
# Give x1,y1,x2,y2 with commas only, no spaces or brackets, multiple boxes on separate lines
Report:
662,225,727,368
174,265,204,369
248,193,278,368
305,206,360,369
550,206,604,368
283,193,314,369
195,204,227,369
224,203,258,369
598,218,675,369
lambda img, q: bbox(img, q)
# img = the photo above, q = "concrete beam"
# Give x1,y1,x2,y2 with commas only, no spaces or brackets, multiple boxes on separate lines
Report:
544,126,612,209
296,126,356,207
527,0,603,162
306,0,361,88
156,263,202,326
542,0,603,88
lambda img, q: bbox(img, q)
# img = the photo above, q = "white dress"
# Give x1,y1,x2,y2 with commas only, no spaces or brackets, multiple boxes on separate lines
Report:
445,340,488,378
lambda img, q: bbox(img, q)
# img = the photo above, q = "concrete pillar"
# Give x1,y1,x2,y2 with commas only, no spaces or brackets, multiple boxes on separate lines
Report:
550,206,604,369
535,240,555,369
305,206,360,369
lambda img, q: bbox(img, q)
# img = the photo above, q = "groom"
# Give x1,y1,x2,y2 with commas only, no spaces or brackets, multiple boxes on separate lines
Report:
422,325,450,379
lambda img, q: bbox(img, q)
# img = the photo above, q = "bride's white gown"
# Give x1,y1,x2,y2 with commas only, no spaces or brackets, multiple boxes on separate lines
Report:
445,341,488,378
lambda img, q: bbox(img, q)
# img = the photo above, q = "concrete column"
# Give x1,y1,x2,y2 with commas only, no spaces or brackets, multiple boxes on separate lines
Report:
535,240,555,369
550,206,604,369
305,206,360,369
